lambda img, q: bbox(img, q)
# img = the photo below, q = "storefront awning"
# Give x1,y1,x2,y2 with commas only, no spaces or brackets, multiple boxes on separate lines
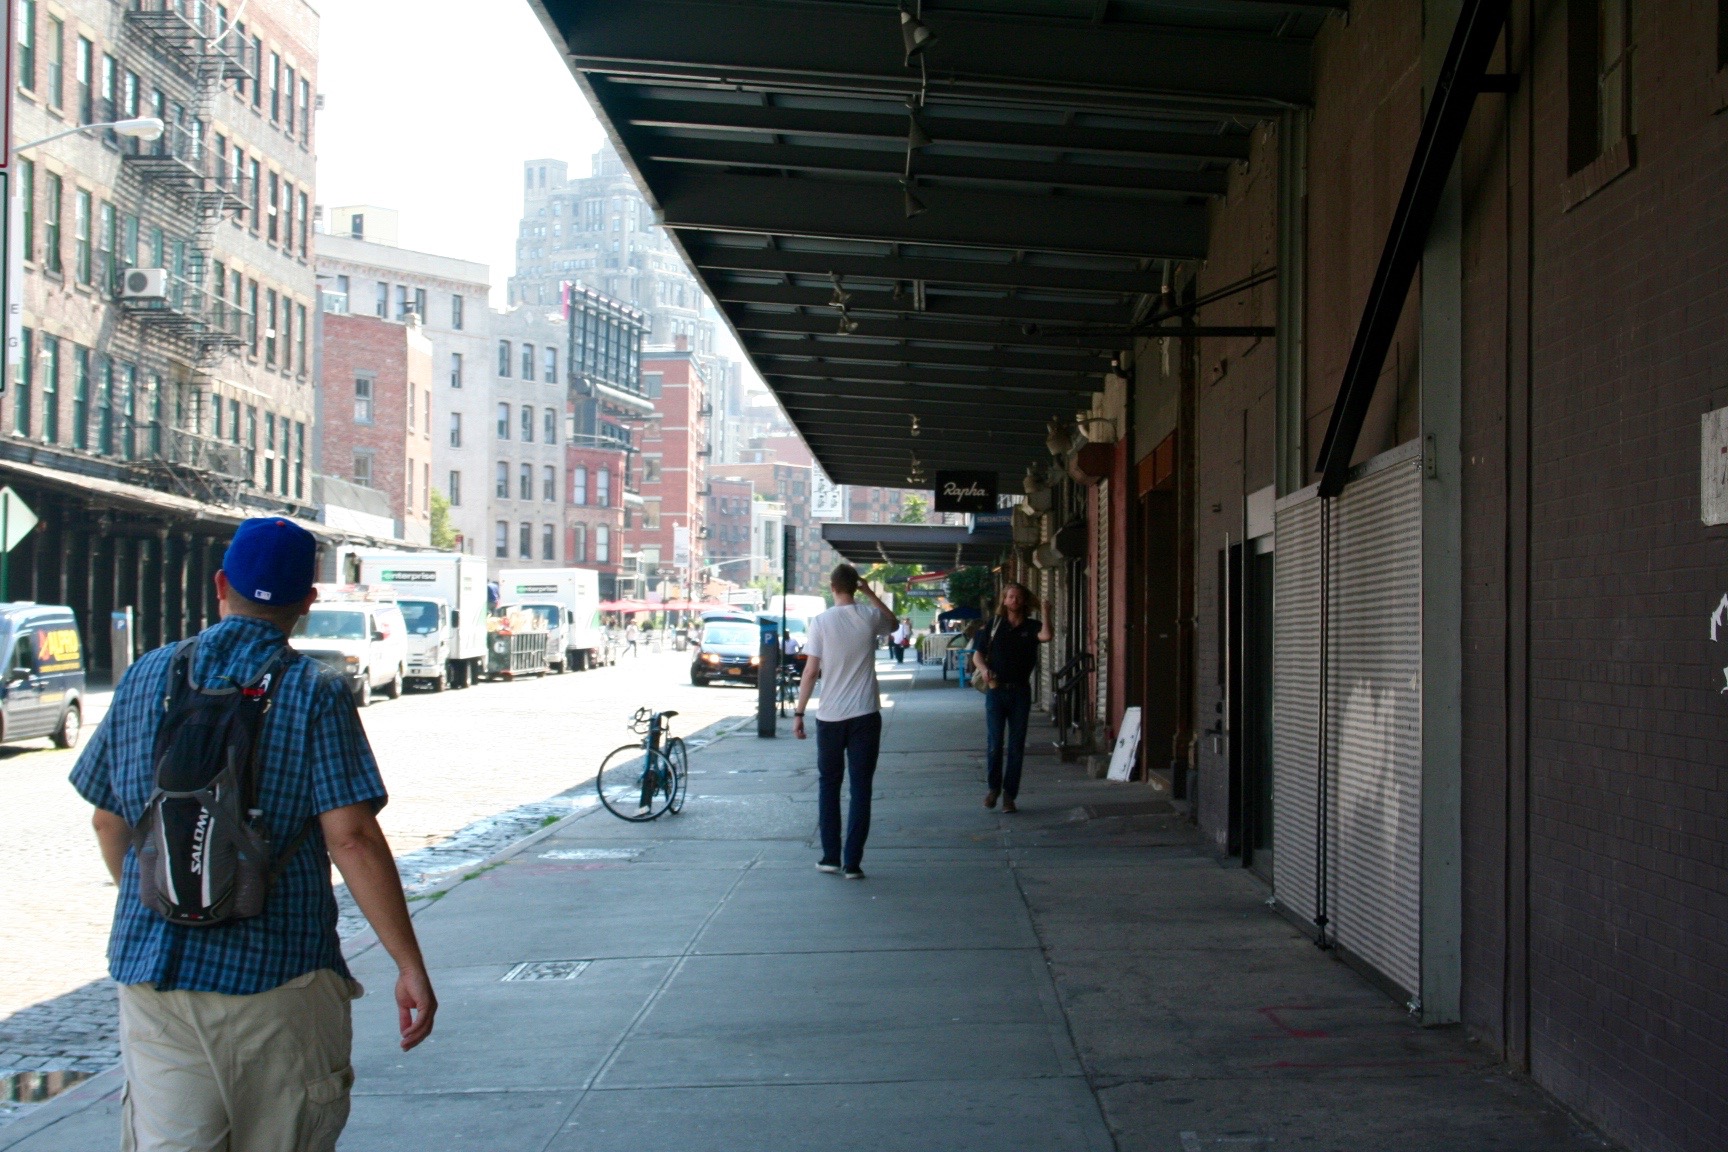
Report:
822,521,1008,568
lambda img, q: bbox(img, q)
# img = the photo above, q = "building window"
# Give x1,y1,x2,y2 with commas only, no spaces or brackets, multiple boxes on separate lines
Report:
544,346,557,383
298,190,310,256
522,343,535,381
541,524,556,561
41,335,59,443
245,407,257,479
450,352,463,388
375,281,388,318
423,462,431,513
75,36,92,124
284,64,296,133
268,50,280,120
1569,0,1634,173
406,459,414,510
282,181,294,249
495,521,508,558
18,1,36,93
43,173,61,275
46,16,62,108
97,357,113,454
267,171,279,243
414,287,427,319
644,455,662,483
495,461,509,498
407,385,416,429
542,465,556,502
451,294,464,330
71,346,89,450
265,290,278,365
572,523,587,562
97,201,114,291
119,364,137,460
19,161,33,263
543,408,557,444
520,406,534,442
247,159,261,230
14,329,32,437
596,525,611,564
264,413,276,491
596,467,611,507
496,402,510,438
73,189,91,284
300,77,312,145
518,464,532,501
297,304,308,375
573,466,587,505
295,422,305,498
497,340,512,376
449,411,462,447
448,470,462,507
518,521,532,559
354,376,373,424
353,452,372,487
394,284,408,320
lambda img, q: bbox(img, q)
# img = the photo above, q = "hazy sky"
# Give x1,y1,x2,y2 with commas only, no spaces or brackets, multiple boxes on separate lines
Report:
314,0,609,304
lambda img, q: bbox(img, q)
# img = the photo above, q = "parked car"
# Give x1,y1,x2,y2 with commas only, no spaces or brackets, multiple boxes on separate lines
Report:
0,603,86,748
690,614,763,687
290,591,408,707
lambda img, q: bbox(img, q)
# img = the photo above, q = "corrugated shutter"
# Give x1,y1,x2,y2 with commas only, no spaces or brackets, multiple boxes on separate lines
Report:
1272,493,1322,925
1272,447,1423,999
1330,454,1422,995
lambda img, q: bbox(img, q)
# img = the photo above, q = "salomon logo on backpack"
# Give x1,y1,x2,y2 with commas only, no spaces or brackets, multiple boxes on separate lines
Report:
132,636,311,926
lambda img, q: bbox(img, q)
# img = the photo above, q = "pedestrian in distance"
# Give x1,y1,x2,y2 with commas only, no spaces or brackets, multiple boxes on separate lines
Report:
71,518,437,1152
795,563,897,879
972,582,1054,813
624,620,640,657
888,617,913,664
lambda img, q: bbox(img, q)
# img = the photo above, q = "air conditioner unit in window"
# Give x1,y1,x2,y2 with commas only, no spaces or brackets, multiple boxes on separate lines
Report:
121,268,169,300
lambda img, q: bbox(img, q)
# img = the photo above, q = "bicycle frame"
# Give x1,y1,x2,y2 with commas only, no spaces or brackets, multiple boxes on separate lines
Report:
637,711,668,810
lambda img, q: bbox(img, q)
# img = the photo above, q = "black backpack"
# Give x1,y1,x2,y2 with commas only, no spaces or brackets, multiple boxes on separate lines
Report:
132,635,313,927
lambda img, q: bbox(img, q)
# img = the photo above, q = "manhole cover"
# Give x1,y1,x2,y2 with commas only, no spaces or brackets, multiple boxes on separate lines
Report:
540,848,639,860
502,960,591,982
1082,800,1174,819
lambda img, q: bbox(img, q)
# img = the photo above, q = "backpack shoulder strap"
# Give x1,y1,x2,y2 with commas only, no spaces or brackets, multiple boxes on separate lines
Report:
162,636,200,711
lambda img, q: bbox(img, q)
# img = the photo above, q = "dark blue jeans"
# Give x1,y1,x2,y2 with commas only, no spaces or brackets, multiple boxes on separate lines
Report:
985,682,1032,799
816,711,882,868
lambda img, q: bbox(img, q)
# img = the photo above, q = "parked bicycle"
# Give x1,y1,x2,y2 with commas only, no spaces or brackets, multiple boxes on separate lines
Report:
597,707,688,821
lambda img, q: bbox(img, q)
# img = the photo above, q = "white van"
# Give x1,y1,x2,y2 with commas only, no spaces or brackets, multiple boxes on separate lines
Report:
290,591,409,707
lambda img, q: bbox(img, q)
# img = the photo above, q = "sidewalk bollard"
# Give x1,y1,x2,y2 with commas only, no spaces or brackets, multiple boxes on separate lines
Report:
757,638,779,737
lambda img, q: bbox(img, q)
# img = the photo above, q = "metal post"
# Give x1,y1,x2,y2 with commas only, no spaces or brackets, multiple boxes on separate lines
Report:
1,494,10,601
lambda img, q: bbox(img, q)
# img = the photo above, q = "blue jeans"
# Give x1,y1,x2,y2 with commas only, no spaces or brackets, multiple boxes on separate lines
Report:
985,682,1032,799
816,711,882,868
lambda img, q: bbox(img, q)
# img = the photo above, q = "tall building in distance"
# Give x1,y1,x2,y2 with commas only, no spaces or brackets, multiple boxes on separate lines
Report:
564,284,650,597
314,207,492,553
4,0,328,669
509,147,713,355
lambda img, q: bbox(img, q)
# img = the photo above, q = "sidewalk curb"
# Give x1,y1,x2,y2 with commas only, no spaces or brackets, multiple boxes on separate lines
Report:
1,712,756,1146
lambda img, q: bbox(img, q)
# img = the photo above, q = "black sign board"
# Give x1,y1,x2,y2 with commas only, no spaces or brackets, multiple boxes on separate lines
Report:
933,471,999,514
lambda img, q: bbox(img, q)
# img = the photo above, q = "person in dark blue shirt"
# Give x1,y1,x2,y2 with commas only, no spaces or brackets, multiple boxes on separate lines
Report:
72,518,436,1152
971,582,1053,813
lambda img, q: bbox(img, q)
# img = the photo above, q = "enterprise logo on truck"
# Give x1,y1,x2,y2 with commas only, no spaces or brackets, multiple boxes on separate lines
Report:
513,584,559,595
381,570,438,583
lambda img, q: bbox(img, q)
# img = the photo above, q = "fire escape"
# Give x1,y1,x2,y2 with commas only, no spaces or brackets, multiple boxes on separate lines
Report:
113,1,255,504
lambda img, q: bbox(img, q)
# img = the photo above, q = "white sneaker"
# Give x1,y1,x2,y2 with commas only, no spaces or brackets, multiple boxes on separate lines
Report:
815,860,841,873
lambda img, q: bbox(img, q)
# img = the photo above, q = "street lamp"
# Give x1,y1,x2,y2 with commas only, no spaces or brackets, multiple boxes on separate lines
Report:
13,118,166,154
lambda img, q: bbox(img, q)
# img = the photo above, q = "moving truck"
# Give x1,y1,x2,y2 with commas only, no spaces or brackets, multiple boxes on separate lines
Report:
353,552,489,689
496,568,605,671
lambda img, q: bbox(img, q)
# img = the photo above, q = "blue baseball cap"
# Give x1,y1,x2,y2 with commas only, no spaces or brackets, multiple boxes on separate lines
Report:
222,518,317,606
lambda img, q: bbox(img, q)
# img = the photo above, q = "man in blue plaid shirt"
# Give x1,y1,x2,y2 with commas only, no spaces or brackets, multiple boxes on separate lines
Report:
71,518,436,1152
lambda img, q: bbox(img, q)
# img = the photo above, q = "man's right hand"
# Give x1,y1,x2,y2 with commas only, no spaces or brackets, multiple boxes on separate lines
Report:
794,714,807,740
396,964,438,1051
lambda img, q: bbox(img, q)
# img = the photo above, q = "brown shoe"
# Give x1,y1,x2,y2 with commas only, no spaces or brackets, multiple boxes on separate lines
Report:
1003,798,1019,813
984,790,999,809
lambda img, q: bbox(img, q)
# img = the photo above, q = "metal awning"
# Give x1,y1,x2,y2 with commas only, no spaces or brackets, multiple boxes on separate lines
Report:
531,0,1325,487
822,521,1009,567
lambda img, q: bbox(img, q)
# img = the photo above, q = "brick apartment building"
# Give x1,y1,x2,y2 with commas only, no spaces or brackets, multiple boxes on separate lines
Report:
565,283,647,597
704,476,753,584
318,313,433,544
631,339,709,593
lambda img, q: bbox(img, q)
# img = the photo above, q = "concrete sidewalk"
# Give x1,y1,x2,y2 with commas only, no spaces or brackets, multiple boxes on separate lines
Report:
6,662,1613,1151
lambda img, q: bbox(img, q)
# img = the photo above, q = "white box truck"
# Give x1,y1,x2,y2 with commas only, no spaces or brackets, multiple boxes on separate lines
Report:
353,552,489,689
496,568,605,671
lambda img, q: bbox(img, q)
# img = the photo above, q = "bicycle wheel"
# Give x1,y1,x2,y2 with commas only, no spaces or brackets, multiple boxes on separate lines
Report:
597,744,678,821
663,736,689,814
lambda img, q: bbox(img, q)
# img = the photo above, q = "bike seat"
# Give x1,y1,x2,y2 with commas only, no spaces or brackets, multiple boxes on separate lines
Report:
660,710,679,719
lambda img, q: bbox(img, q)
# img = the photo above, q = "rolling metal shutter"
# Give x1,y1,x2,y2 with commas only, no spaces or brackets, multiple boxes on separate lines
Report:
1272,446,1423,999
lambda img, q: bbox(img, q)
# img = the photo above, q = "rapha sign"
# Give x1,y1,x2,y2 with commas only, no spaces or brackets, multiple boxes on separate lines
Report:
933,471,998,514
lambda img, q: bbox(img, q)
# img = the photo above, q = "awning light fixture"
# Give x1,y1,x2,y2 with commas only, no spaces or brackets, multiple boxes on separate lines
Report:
900,3,936,63
902,180,927,218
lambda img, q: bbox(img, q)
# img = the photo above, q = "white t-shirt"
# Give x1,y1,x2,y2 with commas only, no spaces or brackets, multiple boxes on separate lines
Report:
804,601,894,722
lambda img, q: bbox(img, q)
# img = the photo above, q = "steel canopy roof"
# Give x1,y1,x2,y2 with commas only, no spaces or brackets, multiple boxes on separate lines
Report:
530,0,1325,487
821,521,1013,567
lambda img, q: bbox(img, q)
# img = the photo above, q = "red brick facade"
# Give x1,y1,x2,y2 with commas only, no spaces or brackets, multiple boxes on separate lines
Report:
319,313,432,541
631,345,708,589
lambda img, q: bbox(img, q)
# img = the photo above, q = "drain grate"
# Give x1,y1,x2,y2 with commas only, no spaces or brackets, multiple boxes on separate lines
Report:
501,960,591,982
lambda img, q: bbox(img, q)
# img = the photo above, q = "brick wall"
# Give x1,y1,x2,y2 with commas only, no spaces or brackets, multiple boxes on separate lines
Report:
319,313,431,535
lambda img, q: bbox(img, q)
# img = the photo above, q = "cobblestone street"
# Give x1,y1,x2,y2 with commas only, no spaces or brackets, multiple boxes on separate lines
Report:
0,645,753,1118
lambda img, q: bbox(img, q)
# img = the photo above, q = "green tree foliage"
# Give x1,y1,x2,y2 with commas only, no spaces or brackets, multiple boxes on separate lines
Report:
946,565,996,614
895,493,929,524
429,490,457,550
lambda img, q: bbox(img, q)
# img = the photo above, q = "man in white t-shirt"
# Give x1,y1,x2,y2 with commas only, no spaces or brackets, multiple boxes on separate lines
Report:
794,563,897,879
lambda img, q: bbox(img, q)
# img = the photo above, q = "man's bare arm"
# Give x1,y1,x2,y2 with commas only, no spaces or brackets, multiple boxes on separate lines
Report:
321,803,438,1051
857,583,898,632
793,655,821,739
92,809,130,886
